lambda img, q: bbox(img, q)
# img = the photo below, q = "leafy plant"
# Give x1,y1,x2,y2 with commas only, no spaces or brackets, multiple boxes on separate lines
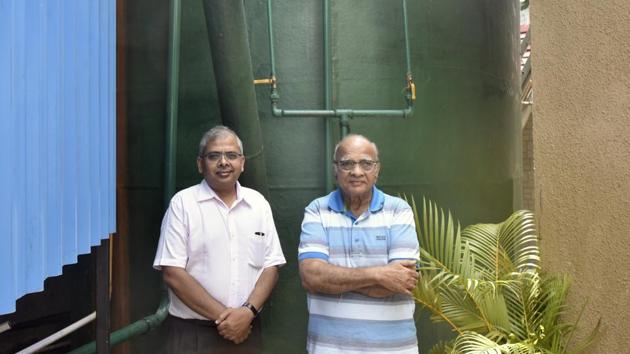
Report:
409,197,599,354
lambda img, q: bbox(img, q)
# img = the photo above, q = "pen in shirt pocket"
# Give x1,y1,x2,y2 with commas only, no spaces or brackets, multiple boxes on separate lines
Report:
254,232,265,237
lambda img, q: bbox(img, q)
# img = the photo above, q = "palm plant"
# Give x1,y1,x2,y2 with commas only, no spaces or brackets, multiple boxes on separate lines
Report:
409,198,599,354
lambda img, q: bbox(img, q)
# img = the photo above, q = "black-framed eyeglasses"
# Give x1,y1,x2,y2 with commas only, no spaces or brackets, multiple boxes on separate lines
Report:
334,159,379,172
201,151,243,162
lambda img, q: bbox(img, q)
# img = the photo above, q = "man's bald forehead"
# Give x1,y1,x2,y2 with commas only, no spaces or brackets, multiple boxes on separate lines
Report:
333,134,379,160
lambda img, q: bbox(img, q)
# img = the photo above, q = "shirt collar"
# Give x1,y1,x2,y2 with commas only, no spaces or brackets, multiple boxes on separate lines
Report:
197,179,248,206
328,185,385,213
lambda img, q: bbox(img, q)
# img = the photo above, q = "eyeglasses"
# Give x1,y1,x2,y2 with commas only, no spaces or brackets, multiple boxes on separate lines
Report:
201,151,243,161
334,159,379,172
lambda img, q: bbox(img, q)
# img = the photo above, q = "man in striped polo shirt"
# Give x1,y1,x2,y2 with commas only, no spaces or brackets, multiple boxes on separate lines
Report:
299,134,420,354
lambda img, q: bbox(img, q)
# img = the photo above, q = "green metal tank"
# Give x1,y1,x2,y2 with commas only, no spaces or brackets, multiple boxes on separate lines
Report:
122,0,521,352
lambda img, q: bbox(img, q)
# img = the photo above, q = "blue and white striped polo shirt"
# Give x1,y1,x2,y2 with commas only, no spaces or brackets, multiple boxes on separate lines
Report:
299,187,420,354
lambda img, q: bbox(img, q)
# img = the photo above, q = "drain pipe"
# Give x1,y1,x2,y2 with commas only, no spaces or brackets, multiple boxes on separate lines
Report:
323,0,334,192
67,293,169,354
164,0,182,202
201,0,269,196
16,312,96,354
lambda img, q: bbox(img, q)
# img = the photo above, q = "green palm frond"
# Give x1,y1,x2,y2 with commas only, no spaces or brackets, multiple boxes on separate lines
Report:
428,340,454,354
497,210,540,272
409,197,599,354
537,274,572,350
411,197,494,334
452,332,535,354
461,210,540,280
438,283,490,332
414,197,467,275
567,317,601,354
476,285,511,334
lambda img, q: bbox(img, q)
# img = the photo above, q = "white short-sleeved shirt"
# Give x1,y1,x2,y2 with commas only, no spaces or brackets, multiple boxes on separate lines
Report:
153,180,286,320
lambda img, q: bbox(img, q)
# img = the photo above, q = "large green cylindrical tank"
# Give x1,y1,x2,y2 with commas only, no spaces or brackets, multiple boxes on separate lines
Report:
248,1,521,351
122,0,521,352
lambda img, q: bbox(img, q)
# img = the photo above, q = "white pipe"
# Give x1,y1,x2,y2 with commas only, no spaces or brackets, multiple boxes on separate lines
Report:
16,311,96,354
0,321,10,334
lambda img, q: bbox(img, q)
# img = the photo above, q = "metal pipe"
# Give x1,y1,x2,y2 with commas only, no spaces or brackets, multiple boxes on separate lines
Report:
402,0,416,104
0,321,10,334
266,0,281,109
265,0,415,120
270,84,413,119
67,293,169,354
17,312,96,354
402,0,412,77
164,0,181,204
340,114,350,137
323,0,333,191
267,0,276,78
202,0,270,197
272,106,412,118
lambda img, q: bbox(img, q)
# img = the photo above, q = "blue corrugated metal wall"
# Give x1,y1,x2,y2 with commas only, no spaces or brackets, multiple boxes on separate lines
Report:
0,0,116,315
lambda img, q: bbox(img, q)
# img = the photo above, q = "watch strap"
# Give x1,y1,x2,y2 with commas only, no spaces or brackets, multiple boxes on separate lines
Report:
242,302,259,317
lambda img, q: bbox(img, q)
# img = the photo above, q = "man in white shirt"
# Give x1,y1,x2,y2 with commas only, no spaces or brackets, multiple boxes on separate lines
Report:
154,126,286,353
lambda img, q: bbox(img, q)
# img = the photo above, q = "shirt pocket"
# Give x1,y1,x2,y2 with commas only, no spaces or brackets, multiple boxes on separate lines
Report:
247,234,266,269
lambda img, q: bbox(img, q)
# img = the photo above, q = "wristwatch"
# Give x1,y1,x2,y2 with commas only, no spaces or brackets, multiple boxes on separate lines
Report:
242,301,259,318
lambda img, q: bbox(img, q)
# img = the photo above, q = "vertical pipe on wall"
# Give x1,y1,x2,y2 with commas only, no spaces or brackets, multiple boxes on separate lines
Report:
266,0,276,78
402,0,412,77
323,0,334,191
202,0,269,196
164,0,181,205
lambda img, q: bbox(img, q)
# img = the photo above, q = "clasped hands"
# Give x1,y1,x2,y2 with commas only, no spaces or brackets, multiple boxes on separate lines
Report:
215,306,254,344
377,260,420,295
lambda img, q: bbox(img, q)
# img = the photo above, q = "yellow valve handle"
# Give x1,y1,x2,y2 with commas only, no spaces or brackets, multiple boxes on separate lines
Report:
254,78,274,85
410,82,416,101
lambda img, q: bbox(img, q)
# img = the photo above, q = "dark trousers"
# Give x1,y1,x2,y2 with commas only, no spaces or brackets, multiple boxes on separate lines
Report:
162,315,263,354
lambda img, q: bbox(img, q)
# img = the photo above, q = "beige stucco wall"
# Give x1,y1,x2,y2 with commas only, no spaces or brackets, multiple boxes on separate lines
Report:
531,1,630,352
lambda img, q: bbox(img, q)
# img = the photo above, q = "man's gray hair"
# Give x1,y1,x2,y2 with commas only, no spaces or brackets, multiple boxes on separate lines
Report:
333,134,379,161
198,126,243,156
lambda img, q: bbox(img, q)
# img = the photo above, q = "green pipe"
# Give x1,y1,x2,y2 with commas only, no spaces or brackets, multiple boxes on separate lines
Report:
272,106,412,118
164,0,181,206
402,0,411,77
202,0,269,197
340,114,350,137
323,0,333,191
402,0,415,104
266,0,276,77
266,0,414,120
68,293,169,354
267,0,280,107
